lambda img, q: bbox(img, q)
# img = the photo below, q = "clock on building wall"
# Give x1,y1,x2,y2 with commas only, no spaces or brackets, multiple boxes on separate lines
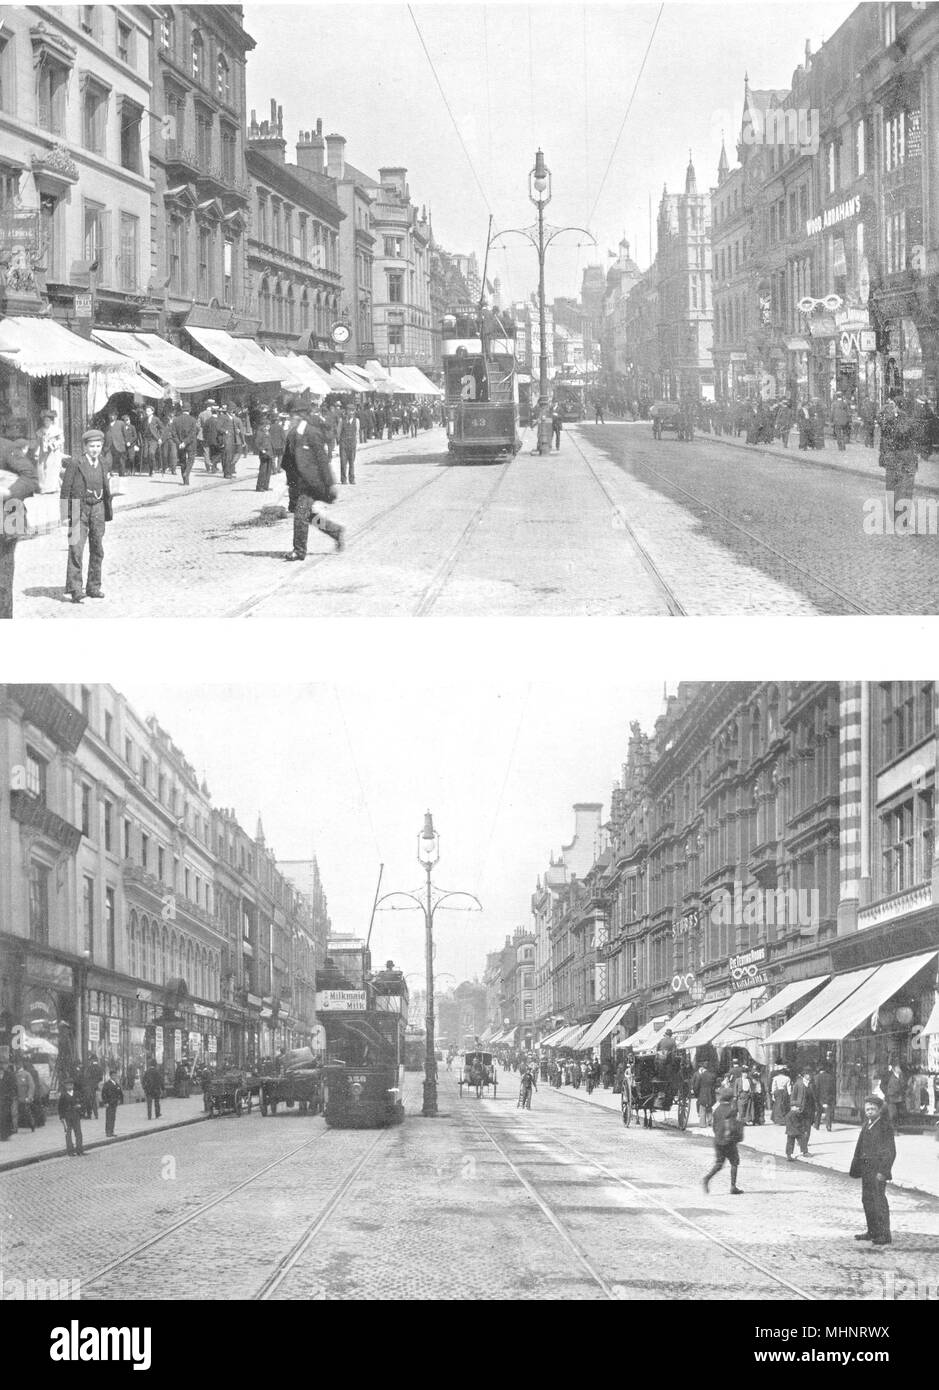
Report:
330,322,351,346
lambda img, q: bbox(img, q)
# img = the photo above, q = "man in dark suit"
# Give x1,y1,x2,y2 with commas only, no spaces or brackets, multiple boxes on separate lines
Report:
882,1061,904,1129
171,405,198,485
0,437,40,620
815,1064,837,1131
785,1069,817,1158
282,403,344,559
850,1095,896,1245
60,428,112,603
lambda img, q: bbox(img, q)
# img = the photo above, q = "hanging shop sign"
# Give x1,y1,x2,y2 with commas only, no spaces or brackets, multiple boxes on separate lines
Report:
87,1017,100,1045
108,1018,120,1048
729,947,769,990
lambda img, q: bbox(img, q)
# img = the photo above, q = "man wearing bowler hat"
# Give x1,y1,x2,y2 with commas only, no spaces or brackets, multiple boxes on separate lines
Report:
60,428,112,603
281,400,344,559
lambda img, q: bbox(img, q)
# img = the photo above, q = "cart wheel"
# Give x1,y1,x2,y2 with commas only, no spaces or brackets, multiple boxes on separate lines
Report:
245,1093,253,1115
677,1092,690,1130
259,1092,268,1117
621,1090,632,1127
234,1092,244,1116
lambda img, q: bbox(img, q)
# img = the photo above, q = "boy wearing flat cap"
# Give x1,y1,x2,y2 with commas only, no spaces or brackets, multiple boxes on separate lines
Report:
60,428,112,603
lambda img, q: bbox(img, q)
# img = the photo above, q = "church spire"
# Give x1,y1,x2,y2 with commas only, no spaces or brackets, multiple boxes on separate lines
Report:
718,131,729,182
685,149,697,195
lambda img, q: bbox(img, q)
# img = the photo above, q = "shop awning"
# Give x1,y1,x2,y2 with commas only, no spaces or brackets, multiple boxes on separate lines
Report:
185,326,282,385
278,352,331,396
732,975,830,1028
539,1025,569,1048
363,359,411,394
670,998,725,1042
923,995,939,1036
768,951,938,1044
0,315,142,377
389,365,443,396
617,1014,671,1051
91,330,231,394
328,365,368,393
550,1022,590,1050
336,363,376,390
575,1004,625,1053
681,989,765,1050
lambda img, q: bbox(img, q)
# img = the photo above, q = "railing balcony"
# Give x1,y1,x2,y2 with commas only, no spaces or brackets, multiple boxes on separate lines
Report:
9,685,87,752
10,791,83,854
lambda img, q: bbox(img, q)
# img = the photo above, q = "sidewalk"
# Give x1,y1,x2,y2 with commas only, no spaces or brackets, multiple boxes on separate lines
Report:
22,428,440,538
0,1093,208,1172
694,426,939,495
551,1081,939,1199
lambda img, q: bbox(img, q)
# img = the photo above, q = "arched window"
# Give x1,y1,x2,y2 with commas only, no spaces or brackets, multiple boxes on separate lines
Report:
202,947,209,998
129,911,138,977
259,277,271,331
191,29,204,82
273,281,284,333
216,53,231,105
159,8,174,52
286,284,295,335
148,919,157,982
161,927,169,984
750,704,761,761
300,288,310,332
185,940,193,991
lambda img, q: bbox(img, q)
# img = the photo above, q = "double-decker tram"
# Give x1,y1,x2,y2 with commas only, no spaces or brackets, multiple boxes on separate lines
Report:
402,1025,426,1071
316,936,409,1128
442,308,521,463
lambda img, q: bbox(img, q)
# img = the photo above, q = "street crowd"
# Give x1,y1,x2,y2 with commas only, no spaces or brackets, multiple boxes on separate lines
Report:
0,393,443,617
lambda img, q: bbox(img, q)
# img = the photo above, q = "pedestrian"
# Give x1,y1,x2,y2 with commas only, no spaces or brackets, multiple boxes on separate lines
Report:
775,400,792,446
270,412,286,473
60,428,112,604
197,399,217,468
0,438,40,621
83,1055,102,1119
105,410,128,477
860,397,876,448
702,1086,743,1194
101,1067,123,1137
142,1058,164,1120
58,1078,85,1156
594,398,605,424
34,407,65,491
141,404,163,475
282,402,345,560
882,1060,904,1130
338,404,358,485
120,413,141,475
785,1068,816,1158
815,1063,836,1131
254,407,274,492
551,403,562,450
171,403,198,485
879,396,923,533
832,392,850,451
850,1095,895,1246
692,1062,715,1126
215,404,237,478
518,1068,536,1109
770,1066,791,1123
749,1066,766,1125
231,404,246,464
732,1064,753,1125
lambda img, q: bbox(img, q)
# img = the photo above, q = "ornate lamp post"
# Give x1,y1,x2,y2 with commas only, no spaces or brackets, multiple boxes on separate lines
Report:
377,813,481,1117
491,151,596,408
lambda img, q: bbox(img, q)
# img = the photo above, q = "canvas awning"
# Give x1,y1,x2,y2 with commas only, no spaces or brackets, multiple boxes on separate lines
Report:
766,952,938,1044
539,1025,569,1048
328,365,368,393
335,363,375,390
575,1003,634,1052
681,989,765,1050
0,316,142,378
91,330,231,394
669,999,725,1042
389,365,443,396
185,326,282,385
617,1014,671,1051
923,995,939,1036
731,975,830,1028
364,359,410,394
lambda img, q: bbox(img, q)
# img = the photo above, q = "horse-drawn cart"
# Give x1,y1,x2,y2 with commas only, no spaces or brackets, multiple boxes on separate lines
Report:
458,1050,498,1099
206,1070,254,1118
620,1049,692,1130
257,1048,322,1117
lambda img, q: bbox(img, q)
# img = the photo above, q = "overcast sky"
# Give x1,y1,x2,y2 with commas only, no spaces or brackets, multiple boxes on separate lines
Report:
244,1,856,302
119,682,665,984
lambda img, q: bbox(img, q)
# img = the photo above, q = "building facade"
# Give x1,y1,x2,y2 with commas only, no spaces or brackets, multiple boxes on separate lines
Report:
0,684,328,1087
245,101,343,357
655,156,714,399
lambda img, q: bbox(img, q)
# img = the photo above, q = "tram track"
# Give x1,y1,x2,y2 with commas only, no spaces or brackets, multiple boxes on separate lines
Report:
411,454,516,615
460,1092,816,1301
226,463,453,618
574,428,874,615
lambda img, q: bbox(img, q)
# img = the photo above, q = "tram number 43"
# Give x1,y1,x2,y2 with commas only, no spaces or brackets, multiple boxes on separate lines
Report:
468,415,489,430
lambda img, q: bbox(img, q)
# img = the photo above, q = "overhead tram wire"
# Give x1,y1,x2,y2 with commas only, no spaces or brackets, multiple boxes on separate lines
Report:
587,2,665,231
330,686,383,866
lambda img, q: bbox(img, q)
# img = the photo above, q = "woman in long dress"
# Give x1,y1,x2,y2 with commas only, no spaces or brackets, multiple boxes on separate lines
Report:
770,1067,792,1124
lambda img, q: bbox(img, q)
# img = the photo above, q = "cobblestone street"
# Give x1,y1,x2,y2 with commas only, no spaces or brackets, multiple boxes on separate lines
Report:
12,423,939,617
4,1072,938,1301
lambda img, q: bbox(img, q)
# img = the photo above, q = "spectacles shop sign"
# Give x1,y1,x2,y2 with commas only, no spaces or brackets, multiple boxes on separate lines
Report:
315,990,366,1011
729,948,768,990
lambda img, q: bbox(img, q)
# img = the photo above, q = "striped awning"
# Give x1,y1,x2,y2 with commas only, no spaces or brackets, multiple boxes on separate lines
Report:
92,330,231,394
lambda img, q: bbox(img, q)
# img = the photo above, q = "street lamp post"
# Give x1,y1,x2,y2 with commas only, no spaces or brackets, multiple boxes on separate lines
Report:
377,812,482,1118
491,150,596,412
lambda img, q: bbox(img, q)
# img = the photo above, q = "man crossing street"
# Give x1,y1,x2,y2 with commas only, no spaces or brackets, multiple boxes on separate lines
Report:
282,402,345,560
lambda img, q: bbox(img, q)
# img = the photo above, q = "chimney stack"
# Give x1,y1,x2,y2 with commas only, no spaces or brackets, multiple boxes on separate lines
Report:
247,96,286,163
296,116,325,175
325,133,346,181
